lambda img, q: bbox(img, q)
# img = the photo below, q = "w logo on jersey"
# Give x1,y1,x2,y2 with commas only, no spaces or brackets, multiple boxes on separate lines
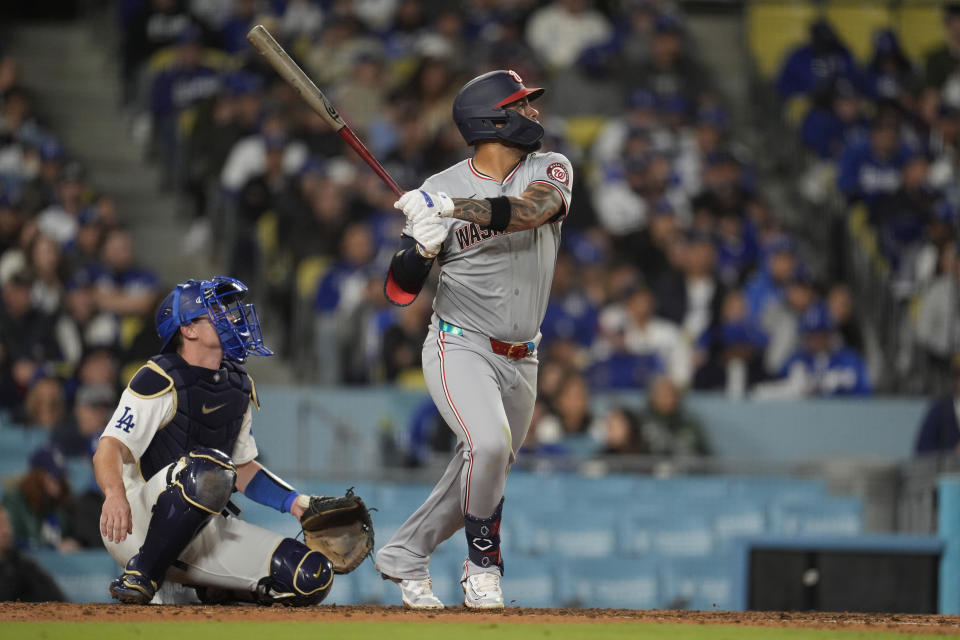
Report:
114,406,135,433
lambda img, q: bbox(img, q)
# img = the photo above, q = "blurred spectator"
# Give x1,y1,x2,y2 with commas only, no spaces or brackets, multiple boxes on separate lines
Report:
837,115,914,206
693,289,769,395
637,14,707,105
744,235,800,324
0,504,66,602
826,282,864,354
19,138,63,215
0,270,59,403
754,302,872,398
654,230,726,341
25,232,65,314
121,0,199,107
220,111,308,196
926,4,960,91
776,19,858,100
149,25,221,188
525,0,612,72
88,227,158,318
589,284,692,389
532,371,602,456
53,272,120,371
637,376,709,455
21,377,66,431
51,383,115,458
761,275,818,376
597,406,644,455
35,162,87,246
0,446,80,551
540,250,599,351
864,29,918,110
915,242,960,378
872,154,938,270
314,223,378,384
800,78,869,162
914,354,960,455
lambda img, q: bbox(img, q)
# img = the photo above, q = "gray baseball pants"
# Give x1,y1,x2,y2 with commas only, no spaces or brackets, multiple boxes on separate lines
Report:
375,320,538,579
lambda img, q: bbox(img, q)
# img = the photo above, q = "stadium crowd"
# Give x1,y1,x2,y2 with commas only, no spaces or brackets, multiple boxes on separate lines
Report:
0,0,959,553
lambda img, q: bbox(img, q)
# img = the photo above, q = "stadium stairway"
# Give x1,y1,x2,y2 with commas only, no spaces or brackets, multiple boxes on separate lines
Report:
3,16,213,287
3,15,295,384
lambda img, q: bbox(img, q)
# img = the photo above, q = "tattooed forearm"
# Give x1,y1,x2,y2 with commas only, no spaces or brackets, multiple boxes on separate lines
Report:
451,183,563,231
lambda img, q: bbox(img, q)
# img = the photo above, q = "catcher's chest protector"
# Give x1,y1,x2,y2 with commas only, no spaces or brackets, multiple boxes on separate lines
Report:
140,354,251,480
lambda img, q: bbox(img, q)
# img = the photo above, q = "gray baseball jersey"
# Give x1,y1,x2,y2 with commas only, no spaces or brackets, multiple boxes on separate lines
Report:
376,151,573,587
405,151,574,342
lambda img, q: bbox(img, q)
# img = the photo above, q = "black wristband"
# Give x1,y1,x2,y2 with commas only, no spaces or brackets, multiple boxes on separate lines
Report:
485,197,511,232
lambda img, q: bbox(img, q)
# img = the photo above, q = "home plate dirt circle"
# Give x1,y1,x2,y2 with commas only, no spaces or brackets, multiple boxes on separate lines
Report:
2,603,960,634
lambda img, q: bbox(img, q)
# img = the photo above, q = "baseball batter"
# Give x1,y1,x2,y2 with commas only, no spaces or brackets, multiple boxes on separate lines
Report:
376,70,573,609
94,276,335,606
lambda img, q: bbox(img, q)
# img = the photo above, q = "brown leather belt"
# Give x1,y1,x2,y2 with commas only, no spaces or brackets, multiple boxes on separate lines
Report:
489,338,535,359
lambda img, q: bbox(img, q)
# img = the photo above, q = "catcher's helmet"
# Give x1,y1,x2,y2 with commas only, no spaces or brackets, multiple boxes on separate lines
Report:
155,276,272,362
452,70,545,149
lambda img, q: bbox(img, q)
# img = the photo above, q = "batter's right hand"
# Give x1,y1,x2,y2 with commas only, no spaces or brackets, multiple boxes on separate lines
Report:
395,189,453,223
101,491,133,543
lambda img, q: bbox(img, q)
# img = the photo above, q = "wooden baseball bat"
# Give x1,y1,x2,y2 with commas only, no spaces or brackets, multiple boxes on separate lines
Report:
246,24,404,197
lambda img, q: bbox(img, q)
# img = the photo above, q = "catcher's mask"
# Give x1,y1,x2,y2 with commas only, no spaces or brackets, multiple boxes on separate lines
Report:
155,276,273,362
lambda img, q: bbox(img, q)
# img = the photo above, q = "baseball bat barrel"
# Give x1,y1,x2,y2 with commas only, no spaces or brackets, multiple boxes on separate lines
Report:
246,25,404,197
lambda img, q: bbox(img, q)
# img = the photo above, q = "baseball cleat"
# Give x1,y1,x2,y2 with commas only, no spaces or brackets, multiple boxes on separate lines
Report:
109,571,158,605
462,572,504,609
380,572,444,609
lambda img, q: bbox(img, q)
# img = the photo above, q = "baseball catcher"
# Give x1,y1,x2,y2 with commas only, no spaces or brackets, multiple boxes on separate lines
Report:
94,276,373,606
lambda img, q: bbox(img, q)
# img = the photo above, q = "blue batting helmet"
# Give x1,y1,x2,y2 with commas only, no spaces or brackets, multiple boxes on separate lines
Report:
452,70,545,149
155,276,273,362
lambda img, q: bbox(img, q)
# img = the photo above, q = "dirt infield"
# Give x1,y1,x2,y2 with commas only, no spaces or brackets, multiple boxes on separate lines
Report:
2,603,960,635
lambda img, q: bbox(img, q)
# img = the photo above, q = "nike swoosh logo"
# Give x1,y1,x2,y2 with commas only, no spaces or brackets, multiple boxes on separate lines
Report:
201,403,226,415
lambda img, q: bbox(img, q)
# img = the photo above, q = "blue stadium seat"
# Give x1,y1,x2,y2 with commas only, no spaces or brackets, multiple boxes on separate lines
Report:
555,557,659,609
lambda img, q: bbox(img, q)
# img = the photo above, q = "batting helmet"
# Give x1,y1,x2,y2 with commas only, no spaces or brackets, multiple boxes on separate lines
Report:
452,70,545,149
155,276,273,362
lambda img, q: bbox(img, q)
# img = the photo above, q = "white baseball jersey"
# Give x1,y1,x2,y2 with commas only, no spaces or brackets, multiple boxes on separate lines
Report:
405,151,574,342
100,391,257,486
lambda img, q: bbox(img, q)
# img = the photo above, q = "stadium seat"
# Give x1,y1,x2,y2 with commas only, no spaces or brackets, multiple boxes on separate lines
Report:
555,557,659,609
747,1,819,79
564,115,608,152
825,1,892,64
896,4,945,64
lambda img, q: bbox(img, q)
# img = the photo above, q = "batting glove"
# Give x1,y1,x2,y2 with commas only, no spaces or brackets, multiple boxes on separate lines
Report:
411,213,447,258
395,190,454,224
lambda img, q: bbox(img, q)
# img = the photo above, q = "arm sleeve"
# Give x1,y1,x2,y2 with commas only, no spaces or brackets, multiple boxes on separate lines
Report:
384,236,434,306
231,406,259,465
99,389,174,460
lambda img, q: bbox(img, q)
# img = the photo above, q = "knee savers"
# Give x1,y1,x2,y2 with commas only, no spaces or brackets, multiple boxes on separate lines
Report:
174,448,237,515
265,538,333,606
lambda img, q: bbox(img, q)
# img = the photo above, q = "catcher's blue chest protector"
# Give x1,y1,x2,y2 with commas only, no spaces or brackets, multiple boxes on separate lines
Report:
138,353,253,480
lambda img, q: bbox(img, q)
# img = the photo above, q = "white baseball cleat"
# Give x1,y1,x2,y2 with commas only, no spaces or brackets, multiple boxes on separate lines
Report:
382,574,444,610
462,572,504,609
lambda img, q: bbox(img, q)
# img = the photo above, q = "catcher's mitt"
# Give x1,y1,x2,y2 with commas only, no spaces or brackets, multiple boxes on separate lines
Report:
297,489,374,574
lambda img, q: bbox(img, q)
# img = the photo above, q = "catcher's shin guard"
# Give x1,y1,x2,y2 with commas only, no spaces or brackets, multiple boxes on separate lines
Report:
262,538,334,606
115,449,237,599
464,497,504,575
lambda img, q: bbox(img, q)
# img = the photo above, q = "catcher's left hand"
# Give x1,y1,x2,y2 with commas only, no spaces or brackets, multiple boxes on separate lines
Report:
297,489,374,574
